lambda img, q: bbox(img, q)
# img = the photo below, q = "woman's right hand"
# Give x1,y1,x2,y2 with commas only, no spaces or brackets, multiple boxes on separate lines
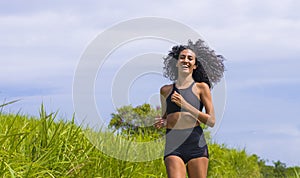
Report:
154,118,166,129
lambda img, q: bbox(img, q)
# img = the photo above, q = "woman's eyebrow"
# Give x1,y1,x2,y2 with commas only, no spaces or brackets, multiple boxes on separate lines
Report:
180,54,194,57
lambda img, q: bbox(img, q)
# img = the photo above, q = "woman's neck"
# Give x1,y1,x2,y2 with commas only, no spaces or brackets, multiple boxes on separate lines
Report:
176,75,194,87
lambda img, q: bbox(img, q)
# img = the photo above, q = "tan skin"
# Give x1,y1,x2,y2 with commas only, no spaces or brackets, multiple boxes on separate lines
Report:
155,49,216,178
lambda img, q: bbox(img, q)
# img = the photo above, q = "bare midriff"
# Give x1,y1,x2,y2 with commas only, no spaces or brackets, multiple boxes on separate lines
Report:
166,112,200,129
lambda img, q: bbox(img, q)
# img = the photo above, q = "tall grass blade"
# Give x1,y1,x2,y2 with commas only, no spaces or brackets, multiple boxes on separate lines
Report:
4,162,16,178
0,99,20,108
294,167,300,178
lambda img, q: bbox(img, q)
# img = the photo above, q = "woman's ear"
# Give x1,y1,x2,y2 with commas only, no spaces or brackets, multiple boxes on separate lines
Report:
194,60,199,69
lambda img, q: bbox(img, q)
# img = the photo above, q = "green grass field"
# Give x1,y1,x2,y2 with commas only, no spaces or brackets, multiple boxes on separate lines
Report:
0,104,299,177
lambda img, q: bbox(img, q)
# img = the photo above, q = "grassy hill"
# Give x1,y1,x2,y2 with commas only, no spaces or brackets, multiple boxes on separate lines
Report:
0,105,299,177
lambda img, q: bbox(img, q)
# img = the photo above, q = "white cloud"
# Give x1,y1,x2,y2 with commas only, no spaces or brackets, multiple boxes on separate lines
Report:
0,11,98,48
230,78,300,92
265,125,300,137
165,0,300,61
198,18,300,61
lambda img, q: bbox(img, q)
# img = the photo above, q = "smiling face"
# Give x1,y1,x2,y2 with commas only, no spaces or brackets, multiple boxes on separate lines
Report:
176,49,197,74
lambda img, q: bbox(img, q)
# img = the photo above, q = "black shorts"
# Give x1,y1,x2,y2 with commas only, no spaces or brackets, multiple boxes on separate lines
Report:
164,126,209,164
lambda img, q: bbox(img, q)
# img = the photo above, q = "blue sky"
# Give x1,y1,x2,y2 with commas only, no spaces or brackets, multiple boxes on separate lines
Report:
1,0,300,166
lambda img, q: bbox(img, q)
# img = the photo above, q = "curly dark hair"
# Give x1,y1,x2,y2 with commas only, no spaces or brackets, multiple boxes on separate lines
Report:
163,39,225,88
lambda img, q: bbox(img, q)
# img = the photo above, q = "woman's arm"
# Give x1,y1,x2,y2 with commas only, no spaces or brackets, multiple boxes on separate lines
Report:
160,86,168,119
154,85,170,128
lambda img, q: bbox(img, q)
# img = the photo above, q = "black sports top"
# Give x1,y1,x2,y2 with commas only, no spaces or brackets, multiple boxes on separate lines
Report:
166,82,203,115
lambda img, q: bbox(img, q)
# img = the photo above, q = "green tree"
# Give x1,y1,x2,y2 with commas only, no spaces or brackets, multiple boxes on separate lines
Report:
257,157,275,177
108,104,164,137
273,160,287,177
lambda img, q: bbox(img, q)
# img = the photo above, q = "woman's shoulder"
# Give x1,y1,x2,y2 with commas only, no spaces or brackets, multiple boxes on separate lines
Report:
195,82,210,91
160,84,173,95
